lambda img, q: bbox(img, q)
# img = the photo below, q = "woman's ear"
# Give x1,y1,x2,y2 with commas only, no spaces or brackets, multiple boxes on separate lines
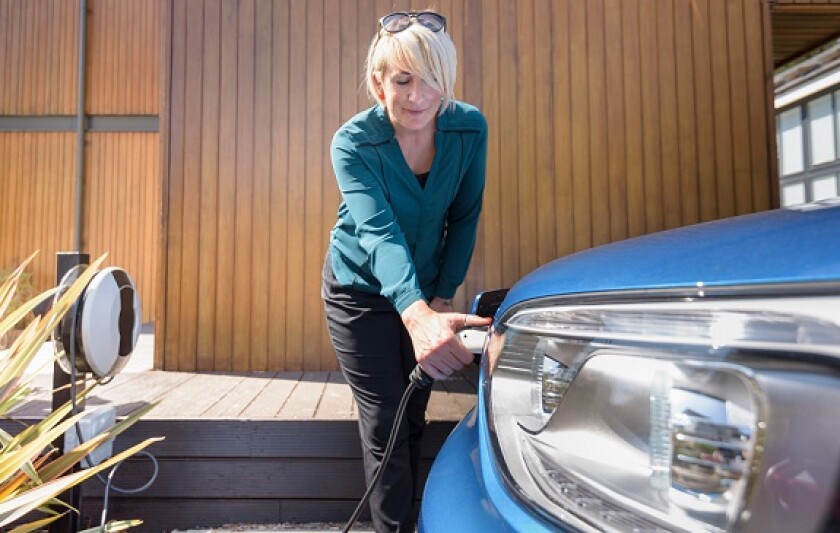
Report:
372,73,385,100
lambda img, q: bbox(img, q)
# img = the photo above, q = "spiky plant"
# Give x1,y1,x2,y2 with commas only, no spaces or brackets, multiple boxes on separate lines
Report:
0,252,162,532
0,265,36,344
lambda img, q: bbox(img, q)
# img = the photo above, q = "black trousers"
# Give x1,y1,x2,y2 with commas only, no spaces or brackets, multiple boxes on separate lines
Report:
322,255,432,533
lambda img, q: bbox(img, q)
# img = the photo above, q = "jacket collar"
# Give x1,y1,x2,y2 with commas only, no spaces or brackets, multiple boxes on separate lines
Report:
354,102,483,146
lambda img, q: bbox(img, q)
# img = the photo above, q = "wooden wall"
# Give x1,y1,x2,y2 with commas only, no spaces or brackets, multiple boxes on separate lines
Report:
159,0,777,372
0,132,76,288
0,0,160,323
0,0,78,114
83,132,160,321
86,0,161,114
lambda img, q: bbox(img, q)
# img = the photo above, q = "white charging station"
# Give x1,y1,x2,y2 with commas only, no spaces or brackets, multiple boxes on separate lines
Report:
54,266,142,379
52,265,142,468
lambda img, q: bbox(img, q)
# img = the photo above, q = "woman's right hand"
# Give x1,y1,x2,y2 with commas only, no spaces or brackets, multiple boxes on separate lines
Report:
400,300,493,380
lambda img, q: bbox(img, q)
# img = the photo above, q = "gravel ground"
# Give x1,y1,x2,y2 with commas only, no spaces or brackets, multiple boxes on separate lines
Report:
173,523,374,532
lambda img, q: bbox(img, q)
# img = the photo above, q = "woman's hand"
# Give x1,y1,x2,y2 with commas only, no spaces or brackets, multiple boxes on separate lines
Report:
429,296,454,313
401,300,493,380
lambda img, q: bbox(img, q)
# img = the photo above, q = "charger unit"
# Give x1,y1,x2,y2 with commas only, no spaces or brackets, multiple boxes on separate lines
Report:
63,405,116,468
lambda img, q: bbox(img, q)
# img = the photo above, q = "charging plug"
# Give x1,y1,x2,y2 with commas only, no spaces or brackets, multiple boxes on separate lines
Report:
458,328,489,355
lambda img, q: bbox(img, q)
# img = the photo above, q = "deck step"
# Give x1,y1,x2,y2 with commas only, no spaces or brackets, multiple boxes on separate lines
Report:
2,369,477,531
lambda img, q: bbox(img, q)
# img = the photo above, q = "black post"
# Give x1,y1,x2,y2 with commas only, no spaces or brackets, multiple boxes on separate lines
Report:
49,252,89,533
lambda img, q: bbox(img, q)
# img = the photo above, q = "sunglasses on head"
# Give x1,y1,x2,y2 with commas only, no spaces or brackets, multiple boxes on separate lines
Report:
379,11,446,33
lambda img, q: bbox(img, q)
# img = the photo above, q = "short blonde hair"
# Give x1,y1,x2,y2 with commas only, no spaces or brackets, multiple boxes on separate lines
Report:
365,17,457,115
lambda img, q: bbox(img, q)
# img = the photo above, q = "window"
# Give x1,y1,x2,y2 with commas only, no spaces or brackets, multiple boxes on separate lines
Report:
809,95,835,166
812,175,838,202
777,87,840,206
780,108,804,176
782,182,807,207
836,90,840,159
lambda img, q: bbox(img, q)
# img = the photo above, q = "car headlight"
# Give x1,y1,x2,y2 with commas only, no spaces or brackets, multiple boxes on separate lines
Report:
483,292,840,532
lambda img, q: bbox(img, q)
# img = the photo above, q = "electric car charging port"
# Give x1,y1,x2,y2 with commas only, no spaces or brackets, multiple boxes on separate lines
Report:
459,288,508,360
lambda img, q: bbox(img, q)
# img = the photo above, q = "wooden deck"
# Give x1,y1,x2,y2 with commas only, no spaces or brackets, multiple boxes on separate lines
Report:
2,339,479,532
10,367,478,422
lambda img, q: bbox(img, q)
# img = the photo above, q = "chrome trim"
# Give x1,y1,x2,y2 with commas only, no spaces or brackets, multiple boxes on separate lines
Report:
498,281,840,327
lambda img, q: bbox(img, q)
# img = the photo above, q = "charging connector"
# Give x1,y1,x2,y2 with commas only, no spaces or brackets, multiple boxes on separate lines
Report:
458,328,488,355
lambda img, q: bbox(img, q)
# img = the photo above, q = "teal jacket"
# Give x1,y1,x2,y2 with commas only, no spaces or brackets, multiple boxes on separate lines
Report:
328,101,488,314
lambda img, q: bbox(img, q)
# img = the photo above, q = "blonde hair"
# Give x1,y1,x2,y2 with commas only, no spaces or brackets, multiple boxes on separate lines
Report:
365,18,457,115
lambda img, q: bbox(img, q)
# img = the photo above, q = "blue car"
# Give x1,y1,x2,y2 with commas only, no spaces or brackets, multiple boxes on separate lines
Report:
420,201,840,532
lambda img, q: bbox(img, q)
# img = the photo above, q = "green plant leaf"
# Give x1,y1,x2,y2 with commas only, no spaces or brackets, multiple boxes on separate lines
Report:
0,437,163,526
1,255,105,415
0,385,35,418
0,252,38,324
0,448,55,501
0,387,95,488
8,381,94,451
5,399,75,453
0,320,45,400
0,410,88,486
5,255,106,363
81,519,144,533
0,288,57,338
78,519,144,532
7,511,62,533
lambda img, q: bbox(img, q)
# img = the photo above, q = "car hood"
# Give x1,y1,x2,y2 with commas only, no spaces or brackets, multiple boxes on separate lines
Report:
499,203,840,316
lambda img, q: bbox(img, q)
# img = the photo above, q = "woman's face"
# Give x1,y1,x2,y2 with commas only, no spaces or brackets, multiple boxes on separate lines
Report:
376,69,442,134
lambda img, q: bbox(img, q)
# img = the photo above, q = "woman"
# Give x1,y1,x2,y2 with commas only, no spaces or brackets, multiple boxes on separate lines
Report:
322,11,491,532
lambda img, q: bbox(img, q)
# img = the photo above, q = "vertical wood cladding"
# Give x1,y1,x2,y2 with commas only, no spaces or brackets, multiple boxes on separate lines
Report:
83,132,160,325
0,0,79,114
86,0,162,114
0,0,161,114
0,131,159,324
161,0,777,371
0,0,160,323
0,132,75,289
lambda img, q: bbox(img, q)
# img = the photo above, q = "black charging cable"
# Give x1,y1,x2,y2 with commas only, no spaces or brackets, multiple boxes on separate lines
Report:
342,365,434,533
